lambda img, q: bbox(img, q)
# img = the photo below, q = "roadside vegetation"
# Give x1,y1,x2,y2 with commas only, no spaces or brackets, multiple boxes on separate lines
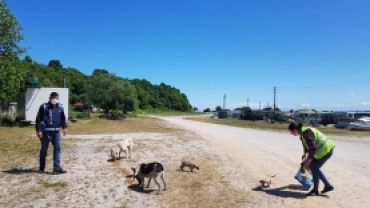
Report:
185,116,370,137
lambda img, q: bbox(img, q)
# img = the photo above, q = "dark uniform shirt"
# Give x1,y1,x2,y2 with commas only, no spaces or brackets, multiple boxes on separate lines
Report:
35,102,67,132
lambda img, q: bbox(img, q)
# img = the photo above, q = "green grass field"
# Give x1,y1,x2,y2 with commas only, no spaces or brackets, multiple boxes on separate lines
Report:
134,108,209,116
184,116,370,137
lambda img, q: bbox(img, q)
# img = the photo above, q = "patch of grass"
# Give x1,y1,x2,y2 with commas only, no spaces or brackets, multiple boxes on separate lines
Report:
0,127,42,168
135,108,207,117
160,157,252,208
185,116,370,137
113,133,252,208
39,180,68,188
67,116,184,135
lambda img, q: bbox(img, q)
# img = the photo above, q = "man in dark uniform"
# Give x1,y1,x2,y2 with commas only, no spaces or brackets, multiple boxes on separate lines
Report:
35,92,68,175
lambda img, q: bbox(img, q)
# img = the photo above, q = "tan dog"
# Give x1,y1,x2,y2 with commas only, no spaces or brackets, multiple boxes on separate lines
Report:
117,138,134,159
111,145,121,161
180,160,199,172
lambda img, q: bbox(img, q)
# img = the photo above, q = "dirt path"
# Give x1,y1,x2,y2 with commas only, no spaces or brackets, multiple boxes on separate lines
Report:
159,116,370,208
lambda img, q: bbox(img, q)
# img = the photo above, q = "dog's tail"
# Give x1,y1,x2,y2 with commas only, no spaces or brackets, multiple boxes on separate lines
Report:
131,166,138,179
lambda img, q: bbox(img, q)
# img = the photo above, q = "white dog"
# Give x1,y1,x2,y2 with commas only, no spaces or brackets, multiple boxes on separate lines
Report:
116,138,134,159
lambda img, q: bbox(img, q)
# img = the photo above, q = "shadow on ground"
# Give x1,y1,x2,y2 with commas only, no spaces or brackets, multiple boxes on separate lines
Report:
128,184,157,194
252,184,329,199
1,167,46,175
106,155,130,163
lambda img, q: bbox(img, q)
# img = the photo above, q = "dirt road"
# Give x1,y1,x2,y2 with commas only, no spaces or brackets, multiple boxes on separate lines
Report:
160,116,370,208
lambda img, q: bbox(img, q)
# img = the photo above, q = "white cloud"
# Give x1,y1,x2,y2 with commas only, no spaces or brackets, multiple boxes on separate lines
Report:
301,104,311,108
360,102,370,106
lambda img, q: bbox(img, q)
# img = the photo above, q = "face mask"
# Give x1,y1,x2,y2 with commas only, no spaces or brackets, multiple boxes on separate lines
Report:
51,99,59,105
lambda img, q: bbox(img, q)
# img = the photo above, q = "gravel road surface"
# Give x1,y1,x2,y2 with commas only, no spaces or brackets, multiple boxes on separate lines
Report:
160,116,370,208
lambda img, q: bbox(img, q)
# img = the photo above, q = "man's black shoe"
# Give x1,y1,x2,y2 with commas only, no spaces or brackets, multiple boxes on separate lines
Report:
321,186,334,194
52,168,67,175
38,169,44,174
306,189,320,196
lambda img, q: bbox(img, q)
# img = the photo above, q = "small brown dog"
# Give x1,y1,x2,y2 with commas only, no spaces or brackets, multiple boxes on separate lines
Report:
180,160,199,172
259,175,276,188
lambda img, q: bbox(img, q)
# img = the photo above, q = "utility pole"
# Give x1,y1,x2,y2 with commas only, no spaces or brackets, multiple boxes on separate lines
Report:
273,86,276,111
63,67,67,88
259,101,261,110
223,94,226,110
247,98,249,107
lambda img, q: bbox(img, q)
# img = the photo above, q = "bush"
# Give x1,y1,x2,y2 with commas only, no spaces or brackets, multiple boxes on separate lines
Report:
0,116,15,127
126,112,137,118
76,112,91,120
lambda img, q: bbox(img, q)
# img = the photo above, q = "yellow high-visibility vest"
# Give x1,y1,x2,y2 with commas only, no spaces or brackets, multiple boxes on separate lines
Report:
301,127,335,160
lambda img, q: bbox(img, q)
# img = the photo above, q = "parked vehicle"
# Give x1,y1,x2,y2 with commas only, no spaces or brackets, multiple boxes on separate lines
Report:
335,111,370,128
348,116,370,131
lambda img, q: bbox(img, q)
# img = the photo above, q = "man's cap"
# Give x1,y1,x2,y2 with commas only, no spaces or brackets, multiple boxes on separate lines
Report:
50,92,59,97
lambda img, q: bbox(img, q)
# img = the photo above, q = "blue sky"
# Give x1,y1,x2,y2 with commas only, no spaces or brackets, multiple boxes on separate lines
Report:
6,0,370,111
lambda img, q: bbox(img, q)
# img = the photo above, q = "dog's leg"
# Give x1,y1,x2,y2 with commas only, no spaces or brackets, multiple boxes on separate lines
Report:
153,174,161,193
161,171,166,191
147,176,152,188
138,176,144,187
126,148,129,160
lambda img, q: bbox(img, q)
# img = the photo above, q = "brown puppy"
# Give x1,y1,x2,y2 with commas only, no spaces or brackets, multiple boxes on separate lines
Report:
259,175,276,188
180,160,199,172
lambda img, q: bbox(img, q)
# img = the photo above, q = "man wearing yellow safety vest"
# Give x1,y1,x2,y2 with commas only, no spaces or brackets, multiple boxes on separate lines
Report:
288,122,335,196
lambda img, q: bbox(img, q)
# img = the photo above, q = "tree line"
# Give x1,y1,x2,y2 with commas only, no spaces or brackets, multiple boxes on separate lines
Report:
0,1,193,113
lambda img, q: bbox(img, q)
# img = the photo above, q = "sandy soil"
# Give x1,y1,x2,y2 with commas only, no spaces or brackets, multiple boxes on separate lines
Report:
1,115,369,208
0,123,251,208
160,116,370,208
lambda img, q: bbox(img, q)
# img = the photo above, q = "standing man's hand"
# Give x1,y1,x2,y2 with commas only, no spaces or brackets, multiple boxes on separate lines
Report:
301,153,307,160
303,158,312,168
63,129,67,136
37,132,43,139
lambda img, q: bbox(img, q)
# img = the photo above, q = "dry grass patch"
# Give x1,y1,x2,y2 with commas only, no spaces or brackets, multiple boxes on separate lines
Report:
39,181,68,189
68,116,183,135
185,116,370,137
114,131,253,208
160,159,252,208
0,127,75,170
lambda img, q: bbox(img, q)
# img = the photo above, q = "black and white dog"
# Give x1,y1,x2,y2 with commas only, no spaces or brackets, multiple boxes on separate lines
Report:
131,162,166,193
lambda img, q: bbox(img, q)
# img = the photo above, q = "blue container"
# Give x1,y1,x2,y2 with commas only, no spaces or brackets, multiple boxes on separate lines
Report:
294,171,313,189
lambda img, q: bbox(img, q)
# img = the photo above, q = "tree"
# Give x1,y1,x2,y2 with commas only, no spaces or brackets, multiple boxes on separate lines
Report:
203,108,211,112
192,107,198,112
215,105,222,111
235,106,252,112
0,0,27,102
86,73,139,112
47,60,63,69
